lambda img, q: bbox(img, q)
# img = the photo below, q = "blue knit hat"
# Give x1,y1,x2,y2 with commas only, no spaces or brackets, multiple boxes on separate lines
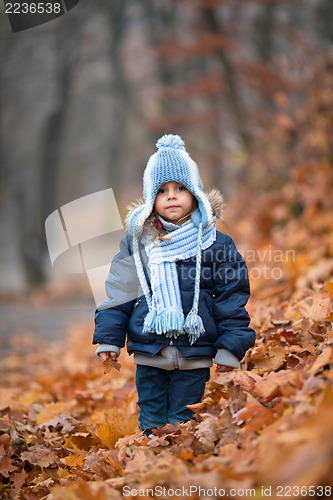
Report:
127,134,213,237
128,134,216,344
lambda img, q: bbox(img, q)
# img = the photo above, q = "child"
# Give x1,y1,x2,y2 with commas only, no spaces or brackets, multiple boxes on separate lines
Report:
93,134,256,437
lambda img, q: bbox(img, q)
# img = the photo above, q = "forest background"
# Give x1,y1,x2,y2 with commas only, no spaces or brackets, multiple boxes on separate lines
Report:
0,0,333,498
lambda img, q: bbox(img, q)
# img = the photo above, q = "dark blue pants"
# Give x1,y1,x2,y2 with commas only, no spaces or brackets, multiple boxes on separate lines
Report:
135,365,210,432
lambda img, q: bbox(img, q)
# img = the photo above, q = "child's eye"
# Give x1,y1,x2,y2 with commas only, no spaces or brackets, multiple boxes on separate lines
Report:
157,188,165,194
178,186,186,191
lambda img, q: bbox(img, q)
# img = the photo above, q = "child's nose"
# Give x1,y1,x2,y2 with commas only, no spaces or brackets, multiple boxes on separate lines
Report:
168,190,176,199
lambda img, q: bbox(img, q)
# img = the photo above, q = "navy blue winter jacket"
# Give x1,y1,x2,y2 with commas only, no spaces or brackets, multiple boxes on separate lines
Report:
93,230,256,362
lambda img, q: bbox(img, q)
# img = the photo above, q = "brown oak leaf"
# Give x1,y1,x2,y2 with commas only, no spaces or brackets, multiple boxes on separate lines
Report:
20,445,58,468
102,357,121,374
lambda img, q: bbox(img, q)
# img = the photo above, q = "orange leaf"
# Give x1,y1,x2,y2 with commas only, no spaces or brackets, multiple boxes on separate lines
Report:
234,396,276,433
309,346,333,375
0,445,17,477
325,281,333,298
61,451,85,468
298,292,331,324
97,424,121,450
251,343,286,372
36,402,73,426
20,445,58,468
62,434,98,452
102,357,121,374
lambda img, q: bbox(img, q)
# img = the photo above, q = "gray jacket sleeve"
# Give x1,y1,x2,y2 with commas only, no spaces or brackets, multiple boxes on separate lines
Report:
92,235,140,347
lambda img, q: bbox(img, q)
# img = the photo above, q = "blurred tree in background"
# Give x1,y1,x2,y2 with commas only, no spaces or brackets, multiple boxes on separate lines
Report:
0,0,332,290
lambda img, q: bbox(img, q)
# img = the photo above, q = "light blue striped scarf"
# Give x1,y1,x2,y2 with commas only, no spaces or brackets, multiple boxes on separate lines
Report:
134,217,216,344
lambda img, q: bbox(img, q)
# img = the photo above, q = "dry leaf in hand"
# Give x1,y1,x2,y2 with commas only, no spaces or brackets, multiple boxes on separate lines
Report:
102,356,121,374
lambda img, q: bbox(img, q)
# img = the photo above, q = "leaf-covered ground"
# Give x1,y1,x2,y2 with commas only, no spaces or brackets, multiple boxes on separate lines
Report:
1,159,333,500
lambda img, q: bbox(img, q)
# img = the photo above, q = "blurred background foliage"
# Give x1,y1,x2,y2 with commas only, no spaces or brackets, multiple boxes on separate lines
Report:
0,0,332,291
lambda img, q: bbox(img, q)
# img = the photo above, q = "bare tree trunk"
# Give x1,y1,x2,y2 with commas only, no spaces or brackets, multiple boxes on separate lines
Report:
17,11,81,285
106,0,131,195
142,0,179,120
315,0,333,48
254,3,275,64
202,6,250,149
0,20,11,205
40,22,79,236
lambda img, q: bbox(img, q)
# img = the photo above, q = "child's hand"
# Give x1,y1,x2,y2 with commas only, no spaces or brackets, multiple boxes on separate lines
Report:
99,351,121,373
216,364,235,373
99,351,118,362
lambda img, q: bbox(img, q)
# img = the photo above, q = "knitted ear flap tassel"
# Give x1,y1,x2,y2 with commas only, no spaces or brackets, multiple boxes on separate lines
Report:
183,222,205,345
184,310,205,345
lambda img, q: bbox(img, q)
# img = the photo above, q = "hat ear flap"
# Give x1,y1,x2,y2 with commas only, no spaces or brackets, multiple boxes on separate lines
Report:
128,204,151,237
191,208,202,229
191,189,212,229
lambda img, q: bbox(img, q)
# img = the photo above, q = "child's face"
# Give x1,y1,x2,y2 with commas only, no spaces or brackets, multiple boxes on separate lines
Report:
154,181,195,225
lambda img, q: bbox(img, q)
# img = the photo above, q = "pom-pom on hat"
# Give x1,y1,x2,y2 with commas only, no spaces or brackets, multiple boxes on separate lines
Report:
127,134,213,237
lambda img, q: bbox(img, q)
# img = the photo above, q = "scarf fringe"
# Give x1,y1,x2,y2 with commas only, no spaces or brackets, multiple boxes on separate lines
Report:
142,309,157,333
143,306,206,344
143,307,185,338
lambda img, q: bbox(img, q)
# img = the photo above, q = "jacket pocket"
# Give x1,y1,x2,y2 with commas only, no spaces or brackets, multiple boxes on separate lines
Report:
203,291,214,317
198,292,218,342
128,298,150,343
